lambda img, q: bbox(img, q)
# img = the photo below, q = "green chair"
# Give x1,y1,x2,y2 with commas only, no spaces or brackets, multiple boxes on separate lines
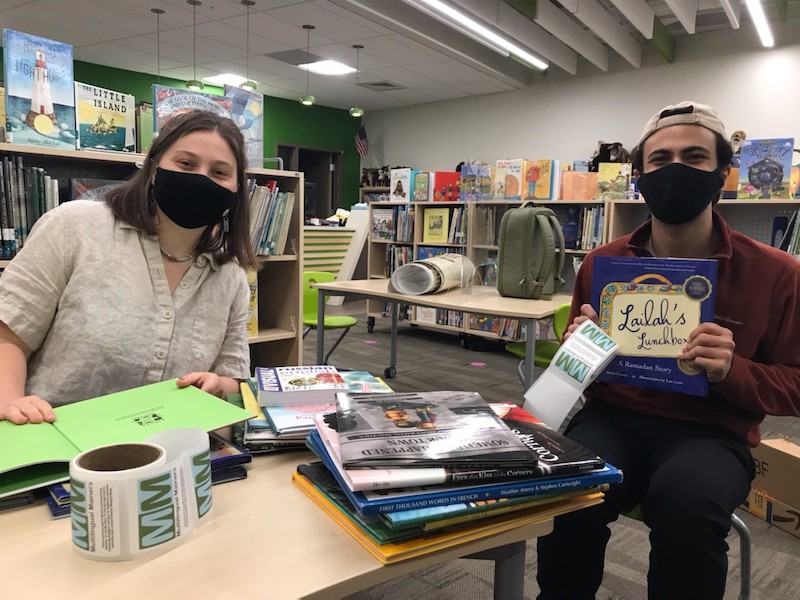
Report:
302,271,358,365
505,302,572,385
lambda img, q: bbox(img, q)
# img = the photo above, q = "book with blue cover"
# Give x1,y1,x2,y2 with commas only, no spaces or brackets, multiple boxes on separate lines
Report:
3,29,76,149
591,255,718,396
306,429,622,516
224,85,263,169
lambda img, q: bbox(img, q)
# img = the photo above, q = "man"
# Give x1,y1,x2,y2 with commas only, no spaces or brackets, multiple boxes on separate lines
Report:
536,101,800,599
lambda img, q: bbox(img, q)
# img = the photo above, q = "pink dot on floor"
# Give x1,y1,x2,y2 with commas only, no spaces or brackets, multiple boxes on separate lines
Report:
470,361,486,367
363,340,377,345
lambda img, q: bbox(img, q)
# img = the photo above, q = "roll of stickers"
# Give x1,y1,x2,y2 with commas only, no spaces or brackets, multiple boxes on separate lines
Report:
69,428,213,561
389,253,475,295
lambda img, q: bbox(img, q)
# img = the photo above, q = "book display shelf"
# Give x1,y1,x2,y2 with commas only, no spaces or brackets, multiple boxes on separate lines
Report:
0,142,304,369
366,195,798,344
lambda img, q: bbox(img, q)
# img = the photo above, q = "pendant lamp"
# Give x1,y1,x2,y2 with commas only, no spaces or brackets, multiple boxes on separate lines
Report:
186,0,204,91
299,24,315,106
349,44,364,118
151,8,165,83
240,0,257,91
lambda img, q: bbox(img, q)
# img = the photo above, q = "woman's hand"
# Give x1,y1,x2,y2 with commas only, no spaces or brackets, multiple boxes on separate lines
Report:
0,395,56,425
561,304,599,342
177,372,227,398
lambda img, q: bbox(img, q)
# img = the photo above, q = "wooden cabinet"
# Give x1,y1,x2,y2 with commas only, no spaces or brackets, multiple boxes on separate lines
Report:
0,143,304,368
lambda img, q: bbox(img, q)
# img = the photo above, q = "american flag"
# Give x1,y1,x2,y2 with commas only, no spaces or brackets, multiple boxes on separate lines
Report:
354,126,369,158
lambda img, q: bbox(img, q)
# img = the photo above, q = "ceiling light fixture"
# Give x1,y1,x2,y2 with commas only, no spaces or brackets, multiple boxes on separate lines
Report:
150,8,165,84
403,0,548,70
349,44,364,118
186,0,204,90
240,0,257,90
743,0,775,48
299,24,315,106
297,60,356,76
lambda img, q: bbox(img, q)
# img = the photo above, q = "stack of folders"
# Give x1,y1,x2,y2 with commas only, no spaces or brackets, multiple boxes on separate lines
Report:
294,391,623,564
43,432,252,520
238,368,393,454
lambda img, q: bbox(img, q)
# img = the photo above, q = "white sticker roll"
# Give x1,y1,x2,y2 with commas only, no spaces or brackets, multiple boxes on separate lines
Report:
69,428,212,561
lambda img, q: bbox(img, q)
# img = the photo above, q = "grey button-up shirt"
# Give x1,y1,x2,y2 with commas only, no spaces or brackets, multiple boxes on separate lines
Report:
0,201,250,406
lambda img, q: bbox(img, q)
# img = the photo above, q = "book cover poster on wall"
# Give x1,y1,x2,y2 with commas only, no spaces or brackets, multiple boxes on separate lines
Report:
224,85,263,168
74,82,135,152
152,84,232,133
590,256,718,397
737,138,795,200
2,29,76,149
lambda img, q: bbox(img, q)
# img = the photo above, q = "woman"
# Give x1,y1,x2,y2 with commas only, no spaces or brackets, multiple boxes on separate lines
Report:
0,110,259,424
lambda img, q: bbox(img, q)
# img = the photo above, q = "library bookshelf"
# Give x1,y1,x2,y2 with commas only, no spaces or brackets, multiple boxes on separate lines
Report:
366,196,799,344
0,142,304,369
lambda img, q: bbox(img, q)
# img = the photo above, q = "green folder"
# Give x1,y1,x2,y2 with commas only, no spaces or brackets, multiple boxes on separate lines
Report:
0,380,255,499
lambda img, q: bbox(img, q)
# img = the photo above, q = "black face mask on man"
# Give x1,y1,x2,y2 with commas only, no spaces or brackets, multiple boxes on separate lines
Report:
637,163,724,225
150,167,236,229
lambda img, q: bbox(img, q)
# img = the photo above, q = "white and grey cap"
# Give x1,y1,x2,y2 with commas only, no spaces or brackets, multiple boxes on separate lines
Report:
638,101,727,146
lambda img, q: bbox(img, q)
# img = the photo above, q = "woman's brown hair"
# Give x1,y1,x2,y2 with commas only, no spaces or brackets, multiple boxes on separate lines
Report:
105,110,258,270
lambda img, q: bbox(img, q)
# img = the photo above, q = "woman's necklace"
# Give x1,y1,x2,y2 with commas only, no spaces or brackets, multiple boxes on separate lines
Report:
160,245,194,263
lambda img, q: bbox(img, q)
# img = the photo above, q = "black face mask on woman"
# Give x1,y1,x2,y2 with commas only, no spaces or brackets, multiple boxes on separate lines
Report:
150,167,236,229
637,163,724,225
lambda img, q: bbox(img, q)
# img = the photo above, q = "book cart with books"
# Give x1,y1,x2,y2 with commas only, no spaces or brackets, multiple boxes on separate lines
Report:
0,142,305,369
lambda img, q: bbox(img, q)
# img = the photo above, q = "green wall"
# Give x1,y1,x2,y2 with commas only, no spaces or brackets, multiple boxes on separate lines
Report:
1,49,363,208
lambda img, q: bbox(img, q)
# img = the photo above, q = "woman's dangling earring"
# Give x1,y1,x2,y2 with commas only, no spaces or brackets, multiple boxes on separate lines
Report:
148,186,157,216
222,208,230,233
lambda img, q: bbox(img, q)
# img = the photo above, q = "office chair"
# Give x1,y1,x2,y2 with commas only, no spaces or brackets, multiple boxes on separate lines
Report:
622,505,751,600
302,271,357,365
505,302,572,385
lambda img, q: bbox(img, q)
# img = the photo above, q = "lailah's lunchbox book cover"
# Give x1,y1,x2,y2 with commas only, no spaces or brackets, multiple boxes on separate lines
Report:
3,29,76,149
590,255,718,397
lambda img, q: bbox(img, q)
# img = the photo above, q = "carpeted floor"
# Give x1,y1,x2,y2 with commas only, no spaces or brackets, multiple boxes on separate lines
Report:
304,300,800,599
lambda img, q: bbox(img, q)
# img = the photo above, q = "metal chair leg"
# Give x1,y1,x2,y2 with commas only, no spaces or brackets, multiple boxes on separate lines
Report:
323,327,352,365
303,326,312,338
731,513,751,600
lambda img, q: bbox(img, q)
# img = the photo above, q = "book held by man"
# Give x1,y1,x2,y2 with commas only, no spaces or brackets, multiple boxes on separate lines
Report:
590,255,718,396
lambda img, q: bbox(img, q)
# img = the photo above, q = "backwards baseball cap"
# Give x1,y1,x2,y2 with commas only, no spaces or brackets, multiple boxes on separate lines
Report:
638,101,727,146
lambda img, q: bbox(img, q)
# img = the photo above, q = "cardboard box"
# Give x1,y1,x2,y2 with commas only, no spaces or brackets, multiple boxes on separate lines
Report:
750,437,800,509
742,488,800,540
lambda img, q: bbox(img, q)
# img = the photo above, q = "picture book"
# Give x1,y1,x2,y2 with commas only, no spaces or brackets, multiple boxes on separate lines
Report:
561,171,598,201
416,245,450,259
74,82,135,152
459,163,489,201
0,82,6,142
572,160,591,172
371,207,395,241
334,391,538,469
0,380,255,499
224,85,263,168
306,429,621,515
413,171,430,202
293,465,604,564
3,29,76,149
494,159,511,199
423,207,449,243
551,205,583,249
135,101,154,153
525,159,558,201
430,171,460,202
737,138,795,200
414,306,438,324
255,365,349,407
315,402,604,492
591,255,718,396
341,370,394,394
390,168,416,202
70,177,123,201
504,159,525,201
208,431,252,470
152,84,232,133
596,162,631,200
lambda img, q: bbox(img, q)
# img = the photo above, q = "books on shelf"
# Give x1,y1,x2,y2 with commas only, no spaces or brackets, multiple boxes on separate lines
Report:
591,255,718,396
74,82,135,152
596,162,631,200
224,85,264,169
245,268,258,336
371,207,395,241
255,365,349,407
248,179,295,256
152,84,232,133
561,171,598,200
2,29,77,150
0,380,254,499
430,171,460,202
524,159,560,201
135,101,154,153
413,171,430,202
389,168,416,202
737,138,795,200
422,207,449,243
334,391,540,469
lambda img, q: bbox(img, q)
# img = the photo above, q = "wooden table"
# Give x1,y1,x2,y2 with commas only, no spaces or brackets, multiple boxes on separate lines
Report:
315,279,571,388
0,451,554,599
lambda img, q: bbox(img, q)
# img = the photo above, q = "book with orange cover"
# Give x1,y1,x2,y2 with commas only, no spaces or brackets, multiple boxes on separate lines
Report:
292,470,603,564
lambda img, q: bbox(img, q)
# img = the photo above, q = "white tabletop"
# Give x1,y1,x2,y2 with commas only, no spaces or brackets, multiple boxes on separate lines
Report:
0,451,554,599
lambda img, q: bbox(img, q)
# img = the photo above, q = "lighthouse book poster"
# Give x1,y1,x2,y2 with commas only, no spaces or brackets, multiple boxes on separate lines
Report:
590,256,718,397
74,82,135,152
2,29,76,150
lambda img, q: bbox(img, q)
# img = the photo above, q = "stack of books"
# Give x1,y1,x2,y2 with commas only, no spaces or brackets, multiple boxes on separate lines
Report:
293,391,623,564
43,432,252,519
236,368,393,454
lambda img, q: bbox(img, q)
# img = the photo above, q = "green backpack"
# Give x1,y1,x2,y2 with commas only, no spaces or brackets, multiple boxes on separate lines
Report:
497,203,566,300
